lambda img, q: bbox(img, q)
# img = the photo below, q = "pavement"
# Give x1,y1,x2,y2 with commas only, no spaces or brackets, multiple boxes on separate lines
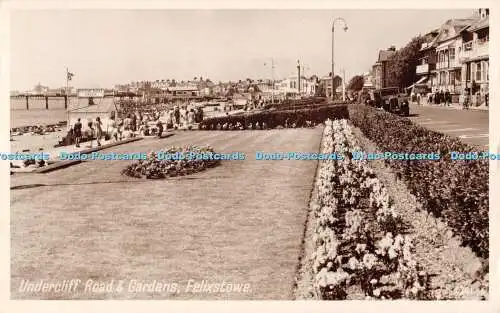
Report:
408,103,489,149
417,101,489,111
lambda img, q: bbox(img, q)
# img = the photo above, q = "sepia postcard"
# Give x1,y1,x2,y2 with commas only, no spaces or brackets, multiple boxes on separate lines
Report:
1,1,498,313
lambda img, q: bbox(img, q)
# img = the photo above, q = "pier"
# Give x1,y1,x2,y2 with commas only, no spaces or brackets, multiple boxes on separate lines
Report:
10,94,114,110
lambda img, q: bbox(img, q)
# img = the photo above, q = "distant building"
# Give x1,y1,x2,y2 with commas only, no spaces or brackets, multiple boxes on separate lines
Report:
413,29,439,93
167,86,200,97
410,8,489,106
372,46,396,89
319,75,342,98
277,76,317,97
33,83,49,95
460,8,489,100
431,18,475,93
362,72,374,90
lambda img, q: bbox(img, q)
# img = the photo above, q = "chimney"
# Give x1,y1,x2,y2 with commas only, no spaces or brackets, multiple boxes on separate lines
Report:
388,45,396,52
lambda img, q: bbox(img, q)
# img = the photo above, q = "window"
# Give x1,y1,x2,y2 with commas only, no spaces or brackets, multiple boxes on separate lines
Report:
476,62,482,81
450,48,455,60
450,72,455,84
482,61,488,81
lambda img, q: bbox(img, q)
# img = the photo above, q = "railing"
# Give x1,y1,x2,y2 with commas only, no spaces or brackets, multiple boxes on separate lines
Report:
436,58,461,69
461,40,489,60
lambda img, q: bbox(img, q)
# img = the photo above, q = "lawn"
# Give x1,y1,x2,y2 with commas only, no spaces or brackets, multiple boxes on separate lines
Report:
11,128,322,299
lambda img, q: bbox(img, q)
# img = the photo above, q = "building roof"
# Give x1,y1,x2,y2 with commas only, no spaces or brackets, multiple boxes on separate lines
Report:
468,16,489,31
378,50,395,62
168,86,199,92
431,18,476,45
321,75,342,80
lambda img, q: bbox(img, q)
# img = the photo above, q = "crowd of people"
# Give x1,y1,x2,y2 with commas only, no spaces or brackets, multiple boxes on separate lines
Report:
70,102,205,148
415,90,489,109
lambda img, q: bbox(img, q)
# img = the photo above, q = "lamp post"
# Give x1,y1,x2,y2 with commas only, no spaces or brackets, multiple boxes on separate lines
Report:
264,58,275,103
331,17,348,101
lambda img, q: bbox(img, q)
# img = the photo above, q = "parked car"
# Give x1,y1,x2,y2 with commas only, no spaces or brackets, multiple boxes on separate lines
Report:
368,87,409,116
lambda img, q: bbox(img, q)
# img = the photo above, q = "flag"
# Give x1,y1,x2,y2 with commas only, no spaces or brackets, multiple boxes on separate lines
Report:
67,71,75,81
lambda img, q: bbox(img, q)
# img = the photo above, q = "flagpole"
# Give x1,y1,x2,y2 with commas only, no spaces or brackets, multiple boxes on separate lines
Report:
271,58,275,104
66,67,69,131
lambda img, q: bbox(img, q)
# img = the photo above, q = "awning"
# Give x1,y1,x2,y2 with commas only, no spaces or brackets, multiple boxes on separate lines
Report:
407,77,428,89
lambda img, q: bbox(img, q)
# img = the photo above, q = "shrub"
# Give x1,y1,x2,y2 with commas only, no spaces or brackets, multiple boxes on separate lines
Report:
199,105,349,130
348,105,489,258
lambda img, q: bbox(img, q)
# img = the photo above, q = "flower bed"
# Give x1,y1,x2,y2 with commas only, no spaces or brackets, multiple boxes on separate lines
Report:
311,119,430,300
121,145,220,179
199,105,349,130
348,105,488,258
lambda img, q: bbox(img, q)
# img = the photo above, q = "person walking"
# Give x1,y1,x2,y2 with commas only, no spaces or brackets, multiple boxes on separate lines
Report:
444,90,450,107
95,117,103,147
73,118,82,148
166,109,173,129
187,109,195,125
123,114,132,131
87,118,94,148
462,91,469,110
156,119,164,138
174,106,180,126
131,114,137,132
111,117,119,141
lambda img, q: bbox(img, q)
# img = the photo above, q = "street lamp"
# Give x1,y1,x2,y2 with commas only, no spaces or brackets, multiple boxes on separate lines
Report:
332,17,348,101
264,58,275,103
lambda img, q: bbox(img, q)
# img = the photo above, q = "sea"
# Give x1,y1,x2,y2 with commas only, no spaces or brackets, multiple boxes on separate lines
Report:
10,97,114,153
10,97,114,128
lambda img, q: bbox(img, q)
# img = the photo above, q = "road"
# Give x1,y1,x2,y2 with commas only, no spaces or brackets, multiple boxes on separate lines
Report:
408,104,489,149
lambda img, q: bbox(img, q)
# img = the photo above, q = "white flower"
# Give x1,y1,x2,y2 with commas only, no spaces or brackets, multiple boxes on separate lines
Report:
347,257,360,270
388,247,398,259
355,243,367,254
362,253,378,269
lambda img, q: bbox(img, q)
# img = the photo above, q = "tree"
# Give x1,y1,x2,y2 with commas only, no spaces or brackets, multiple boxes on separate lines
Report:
347,75,364,91
385,36,425,89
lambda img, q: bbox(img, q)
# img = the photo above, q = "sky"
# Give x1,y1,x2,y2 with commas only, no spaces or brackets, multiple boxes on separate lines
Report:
10,9,474,90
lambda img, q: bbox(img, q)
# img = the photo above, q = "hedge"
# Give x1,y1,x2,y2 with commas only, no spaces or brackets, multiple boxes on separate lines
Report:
348,105,489,258
264,102,349,112
199,105,349,130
